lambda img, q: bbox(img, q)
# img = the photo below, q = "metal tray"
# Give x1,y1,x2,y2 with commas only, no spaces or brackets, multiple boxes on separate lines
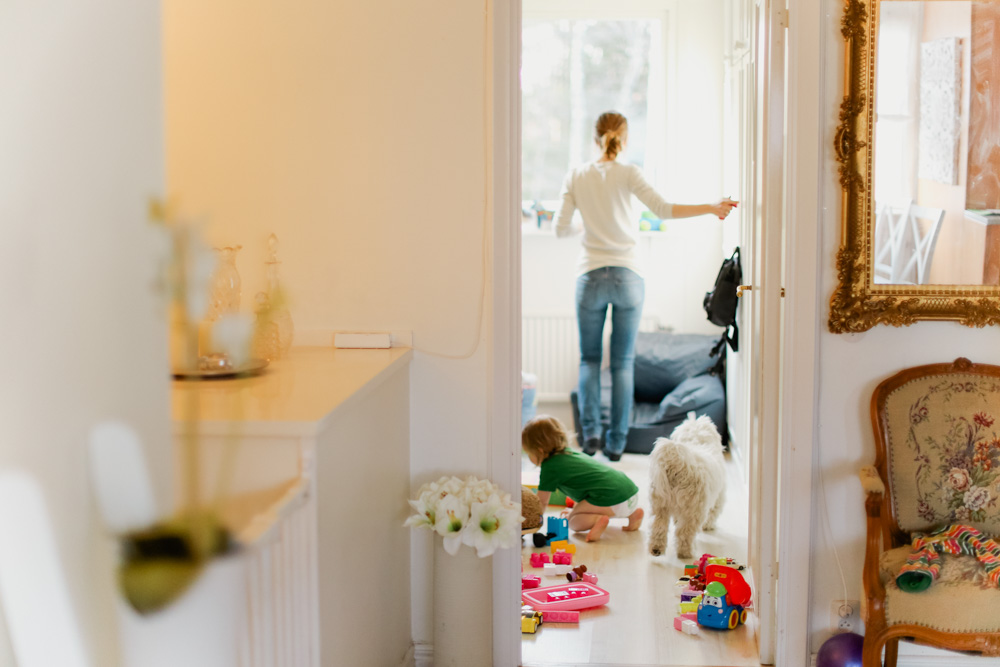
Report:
171,358,269,380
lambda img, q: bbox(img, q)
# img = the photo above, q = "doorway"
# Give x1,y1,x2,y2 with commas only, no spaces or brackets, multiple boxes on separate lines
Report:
516,1,758,665
494,0,822,665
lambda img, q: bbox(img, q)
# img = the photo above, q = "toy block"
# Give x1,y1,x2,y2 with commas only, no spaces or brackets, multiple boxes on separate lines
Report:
708,557,728,566
543,563,571,575
552,551,572,565
673,612,699,633
547,516,569,542
680,590,701,603
542,610,579,623
567,586,589,598
549,540,576,554
678,601,699,614
582,572,598,584
529,552,550,567
521,575,541,589
684,565,699,577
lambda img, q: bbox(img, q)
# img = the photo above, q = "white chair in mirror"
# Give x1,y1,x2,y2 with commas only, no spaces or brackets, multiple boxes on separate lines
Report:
873,201,944,284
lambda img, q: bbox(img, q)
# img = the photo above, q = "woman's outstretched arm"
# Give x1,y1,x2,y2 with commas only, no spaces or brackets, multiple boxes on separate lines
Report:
672,199,738,220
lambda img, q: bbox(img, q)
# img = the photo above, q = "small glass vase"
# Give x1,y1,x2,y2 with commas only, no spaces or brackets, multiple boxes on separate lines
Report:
207,245,242,322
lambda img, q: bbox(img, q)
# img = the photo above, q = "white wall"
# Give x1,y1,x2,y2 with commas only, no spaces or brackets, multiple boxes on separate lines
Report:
522,0,727,336
809,0,1000,658
162,1,494,660
0,2,170,665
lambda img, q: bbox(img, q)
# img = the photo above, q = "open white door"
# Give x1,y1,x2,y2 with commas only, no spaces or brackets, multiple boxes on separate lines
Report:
741,0,787,663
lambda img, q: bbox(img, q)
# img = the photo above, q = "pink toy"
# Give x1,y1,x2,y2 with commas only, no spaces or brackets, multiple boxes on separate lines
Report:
673,614,699,634
552,551,572,565
522,582,610,612
521,575,541,589
529,553,550,567
542,610,579,623
582,572,598,584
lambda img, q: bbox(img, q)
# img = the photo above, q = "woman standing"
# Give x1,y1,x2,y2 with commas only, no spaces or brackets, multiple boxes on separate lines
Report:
553,111,736,461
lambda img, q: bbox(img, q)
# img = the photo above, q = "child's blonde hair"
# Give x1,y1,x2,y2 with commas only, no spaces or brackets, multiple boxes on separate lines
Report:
522,415,574,463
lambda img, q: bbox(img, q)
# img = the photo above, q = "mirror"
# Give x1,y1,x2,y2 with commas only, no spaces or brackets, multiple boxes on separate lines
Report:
830,0,1000,332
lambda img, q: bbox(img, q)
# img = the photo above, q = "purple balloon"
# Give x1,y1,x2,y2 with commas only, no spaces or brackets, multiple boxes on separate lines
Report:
816,632,864,667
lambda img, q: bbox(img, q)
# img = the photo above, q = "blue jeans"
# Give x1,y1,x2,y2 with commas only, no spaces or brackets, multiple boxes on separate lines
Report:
576,267,645,455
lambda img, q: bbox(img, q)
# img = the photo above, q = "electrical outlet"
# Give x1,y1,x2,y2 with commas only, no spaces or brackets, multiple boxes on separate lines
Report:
830,600,861,633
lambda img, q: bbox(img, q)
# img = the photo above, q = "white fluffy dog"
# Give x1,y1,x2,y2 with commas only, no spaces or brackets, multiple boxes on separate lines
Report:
647,413,727,559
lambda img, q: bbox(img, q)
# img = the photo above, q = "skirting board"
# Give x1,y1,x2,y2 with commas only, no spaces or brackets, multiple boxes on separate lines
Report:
810,652,1000,666
412,642,433,667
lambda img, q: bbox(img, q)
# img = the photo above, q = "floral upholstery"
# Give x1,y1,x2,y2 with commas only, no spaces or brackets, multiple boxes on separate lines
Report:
884,374,1000,535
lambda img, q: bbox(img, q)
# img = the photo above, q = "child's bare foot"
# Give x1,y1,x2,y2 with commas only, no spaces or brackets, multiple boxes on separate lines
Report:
586,515,610,542
624,507,644,532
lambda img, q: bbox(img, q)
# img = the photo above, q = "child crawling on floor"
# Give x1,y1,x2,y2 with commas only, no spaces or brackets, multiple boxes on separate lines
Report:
522,415,644,542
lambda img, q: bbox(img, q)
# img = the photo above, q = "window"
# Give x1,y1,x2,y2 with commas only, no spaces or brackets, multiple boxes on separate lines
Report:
874,3,923,206
522,5,667,204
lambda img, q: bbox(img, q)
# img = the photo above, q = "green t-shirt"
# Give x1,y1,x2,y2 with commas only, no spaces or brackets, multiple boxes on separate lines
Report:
538,450,638,507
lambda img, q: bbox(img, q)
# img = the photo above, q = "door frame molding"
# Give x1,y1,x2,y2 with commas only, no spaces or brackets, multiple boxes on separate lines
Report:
488,0,820,664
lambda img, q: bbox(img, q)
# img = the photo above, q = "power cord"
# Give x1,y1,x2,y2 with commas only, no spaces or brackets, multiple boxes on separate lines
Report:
411,0,490,361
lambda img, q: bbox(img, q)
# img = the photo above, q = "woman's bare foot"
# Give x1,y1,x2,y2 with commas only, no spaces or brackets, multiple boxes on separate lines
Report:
586,515,610,542
624,507,644,532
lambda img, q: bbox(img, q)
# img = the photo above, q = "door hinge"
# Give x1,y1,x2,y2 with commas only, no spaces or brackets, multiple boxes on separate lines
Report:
777,8,789,29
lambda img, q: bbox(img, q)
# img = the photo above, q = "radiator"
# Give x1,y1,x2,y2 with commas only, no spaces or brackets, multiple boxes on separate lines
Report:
522,315,660,402
239,482,319,667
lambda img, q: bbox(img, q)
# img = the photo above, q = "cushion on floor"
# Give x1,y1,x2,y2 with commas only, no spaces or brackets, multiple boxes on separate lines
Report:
632,332,717,403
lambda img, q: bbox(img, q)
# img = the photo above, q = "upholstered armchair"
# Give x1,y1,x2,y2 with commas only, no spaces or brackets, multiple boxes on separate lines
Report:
860,358,1000,666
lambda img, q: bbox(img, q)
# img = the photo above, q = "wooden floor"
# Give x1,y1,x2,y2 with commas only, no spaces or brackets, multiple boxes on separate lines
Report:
520,447,760,667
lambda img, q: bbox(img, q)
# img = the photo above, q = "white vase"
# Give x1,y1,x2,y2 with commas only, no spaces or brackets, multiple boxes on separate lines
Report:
433,539,493,667
117,554,245,667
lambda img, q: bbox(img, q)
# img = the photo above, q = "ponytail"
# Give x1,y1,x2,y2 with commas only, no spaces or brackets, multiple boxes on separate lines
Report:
595,111,628,160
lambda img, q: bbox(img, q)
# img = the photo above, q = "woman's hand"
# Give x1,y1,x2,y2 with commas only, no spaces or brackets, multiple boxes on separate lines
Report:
711,198,738,220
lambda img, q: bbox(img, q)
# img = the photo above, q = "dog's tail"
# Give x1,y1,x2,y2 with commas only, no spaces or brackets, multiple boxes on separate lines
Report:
649,436,705,490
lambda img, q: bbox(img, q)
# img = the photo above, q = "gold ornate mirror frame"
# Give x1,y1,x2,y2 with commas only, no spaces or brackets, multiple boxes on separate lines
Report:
829,0,1000,332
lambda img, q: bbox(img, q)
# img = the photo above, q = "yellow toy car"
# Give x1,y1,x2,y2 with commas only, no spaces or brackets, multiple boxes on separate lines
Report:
521,605,543,634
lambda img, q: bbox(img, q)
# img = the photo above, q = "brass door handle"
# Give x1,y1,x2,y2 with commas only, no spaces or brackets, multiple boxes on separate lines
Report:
737,285,785,297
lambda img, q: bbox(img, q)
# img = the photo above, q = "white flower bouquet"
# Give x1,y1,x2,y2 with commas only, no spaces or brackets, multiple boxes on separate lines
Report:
405,476,523,557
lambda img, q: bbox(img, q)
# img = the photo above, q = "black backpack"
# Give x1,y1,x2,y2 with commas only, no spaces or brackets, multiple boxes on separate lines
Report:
703,247,741,357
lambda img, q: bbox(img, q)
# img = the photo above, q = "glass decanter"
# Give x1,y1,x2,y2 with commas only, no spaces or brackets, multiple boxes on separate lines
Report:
207,245,242,321
251,291,281,361
264,234,294,357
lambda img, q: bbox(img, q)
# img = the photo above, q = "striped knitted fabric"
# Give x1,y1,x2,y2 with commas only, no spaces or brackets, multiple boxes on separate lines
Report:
897,524,1000,592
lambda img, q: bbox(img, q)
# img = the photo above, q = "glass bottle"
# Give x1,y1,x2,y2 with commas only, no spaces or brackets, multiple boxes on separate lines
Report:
207,245,242,321
264,234,294,357
251,291,280,361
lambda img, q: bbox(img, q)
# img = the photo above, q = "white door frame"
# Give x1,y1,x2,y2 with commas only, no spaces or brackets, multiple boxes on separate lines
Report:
488,0,820,664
